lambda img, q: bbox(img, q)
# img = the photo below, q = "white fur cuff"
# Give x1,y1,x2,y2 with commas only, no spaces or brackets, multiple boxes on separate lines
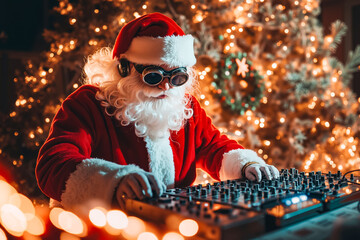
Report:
61,158,142,216
219,149,266,181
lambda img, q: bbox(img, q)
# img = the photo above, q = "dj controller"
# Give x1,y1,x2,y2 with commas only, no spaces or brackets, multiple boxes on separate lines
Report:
125,169,360,240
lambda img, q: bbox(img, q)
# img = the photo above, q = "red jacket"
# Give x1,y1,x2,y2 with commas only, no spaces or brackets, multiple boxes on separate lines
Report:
36,85,263,213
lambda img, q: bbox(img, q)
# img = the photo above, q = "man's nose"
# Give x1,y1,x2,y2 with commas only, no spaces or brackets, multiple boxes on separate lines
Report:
157,77,171,90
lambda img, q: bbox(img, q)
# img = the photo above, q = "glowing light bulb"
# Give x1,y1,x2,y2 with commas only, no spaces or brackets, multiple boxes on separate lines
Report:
89,208,107,227
138,232,158,240
1,204,27,236
107,210,128,229
58,211,86,235
179,219,199,237
163,232,184,240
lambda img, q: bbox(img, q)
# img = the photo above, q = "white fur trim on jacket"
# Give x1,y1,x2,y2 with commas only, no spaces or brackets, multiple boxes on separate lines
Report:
123,35,196,67
144,135,175,188
60,158,143,216
219,149,266,181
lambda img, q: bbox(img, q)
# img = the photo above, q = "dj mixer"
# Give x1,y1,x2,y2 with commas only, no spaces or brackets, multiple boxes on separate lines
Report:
125,169,360,240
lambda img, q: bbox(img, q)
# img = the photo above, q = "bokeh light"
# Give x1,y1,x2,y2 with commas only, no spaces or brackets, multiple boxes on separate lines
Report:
138,232,158,240
106,210,128,229
58,211,87,236
0,204,27,237
122,216,146,239
179,219,199,237
89,207,107,227
162,232,184,240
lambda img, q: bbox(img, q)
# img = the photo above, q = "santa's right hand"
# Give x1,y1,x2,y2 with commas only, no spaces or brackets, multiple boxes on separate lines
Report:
114,171,166,209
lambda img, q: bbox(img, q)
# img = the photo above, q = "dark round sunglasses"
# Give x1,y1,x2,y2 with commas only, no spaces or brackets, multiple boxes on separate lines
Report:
133,64,189,87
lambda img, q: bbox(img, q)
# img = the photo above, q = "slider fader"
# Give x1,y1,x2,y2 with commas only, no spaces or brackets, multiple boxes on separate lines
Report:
124,168,360,240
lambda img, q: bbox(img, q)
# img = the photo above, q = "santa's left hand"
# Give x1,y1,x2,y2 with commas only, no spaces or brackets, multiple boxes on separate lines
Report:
244,164,279,182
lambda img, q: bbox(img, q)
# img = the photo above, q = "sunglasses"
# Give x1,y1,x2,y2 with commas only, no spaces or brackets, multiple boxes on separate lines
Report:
133,64,189,87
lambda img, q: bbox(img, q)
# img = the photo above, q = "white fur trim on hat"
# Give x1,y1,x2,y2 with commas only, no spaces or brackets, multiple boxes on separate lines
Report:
123,35,196,67
144,134,175,188
219,149,266,181
60,158,143,216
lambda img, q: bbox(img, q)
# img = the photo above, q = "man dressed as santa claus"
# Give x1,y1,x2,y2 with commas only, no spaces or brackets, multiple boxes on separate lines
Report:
36,13,279,213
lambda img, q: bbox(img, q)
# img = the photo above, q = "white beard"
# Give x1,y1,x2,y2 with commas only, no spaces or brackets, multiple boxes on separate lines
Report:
124,87,191,139
96,70,193,140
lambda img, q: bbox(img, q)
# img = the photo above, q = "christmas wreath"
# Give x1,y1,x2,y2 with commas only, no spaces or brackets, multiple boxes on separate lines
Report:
212,52,265,115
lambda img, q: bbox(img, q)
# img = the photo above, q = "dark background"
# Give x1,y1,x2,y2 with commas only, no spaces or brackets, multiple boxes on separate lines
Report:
0,0,359,114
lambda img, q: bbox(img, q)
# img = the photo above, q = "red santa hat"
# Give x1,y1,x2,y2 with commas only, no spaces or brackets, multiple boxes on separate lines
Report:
112,12,196,67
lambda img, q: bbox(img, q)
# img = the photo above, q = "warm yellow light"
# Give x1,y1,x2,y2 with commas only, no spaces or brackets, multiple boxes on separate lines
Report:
122,216,146,239
315,118,320,123
325,36,333,43
49,207,64,229
0,180,18,206
280,117,285,123
240,80,248,88
264,140,271,146
324,122,330,128
89,207,107,227
179,219,199,237
258,149,263,154
58,211,86,235
0,228,6,240
8,193,35,221
191,5,195,9
235,130,241,136
271,63,277,69
26,215,45,236
0,204,27,236
95,27,100,32
107,210,128,229
138,232,158,240
142,4,147,9
29,132,35,139
163,232,184,240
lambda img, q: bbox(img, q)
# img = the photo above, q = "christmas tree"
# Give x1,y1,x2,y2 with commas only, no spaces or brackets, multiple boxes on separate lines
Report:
1,0,359,197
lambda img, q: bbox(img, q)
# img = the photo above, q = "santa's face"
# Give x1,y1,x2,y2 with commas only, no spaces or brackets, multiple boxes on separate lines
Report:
101,64,194,140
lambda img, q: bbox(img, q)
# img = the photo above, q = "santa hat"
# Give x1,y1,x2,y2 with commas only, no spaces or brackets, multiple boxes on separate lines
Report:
112,12,196,67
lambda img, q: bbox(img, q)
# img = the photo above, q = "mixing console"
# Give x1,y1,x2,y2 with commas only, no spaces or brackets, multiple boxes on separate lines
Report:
125,169,360,240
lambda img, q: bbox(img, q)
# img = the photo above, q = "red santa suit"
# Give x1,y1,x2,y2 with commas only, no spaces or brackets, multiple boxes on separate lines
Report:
36,13,267,214
36,85,265,212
